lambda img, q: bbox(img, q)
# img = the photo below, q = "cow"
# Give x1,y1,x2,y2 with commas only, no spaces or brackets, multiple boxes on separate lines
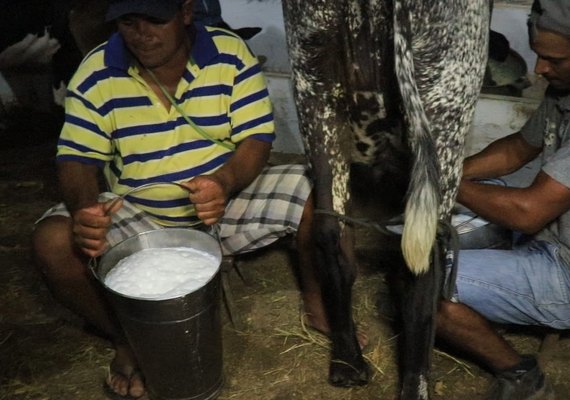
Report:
281,0,490,399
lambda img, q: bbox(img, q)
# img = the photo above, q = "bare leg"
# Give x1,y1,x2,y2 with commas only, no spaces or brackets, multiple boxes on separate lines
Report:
437,300,522,371
296,194,329,332
32,216,145,398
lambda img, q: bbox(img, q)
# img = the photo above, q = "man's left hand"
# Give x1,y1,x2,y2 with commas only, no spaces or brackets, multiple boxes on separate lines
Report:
182,176,227,225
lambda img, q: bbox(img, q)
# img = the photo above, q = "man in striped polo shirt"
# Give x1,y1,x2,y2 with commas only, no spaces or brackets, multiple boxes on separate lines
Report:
32,0,329,398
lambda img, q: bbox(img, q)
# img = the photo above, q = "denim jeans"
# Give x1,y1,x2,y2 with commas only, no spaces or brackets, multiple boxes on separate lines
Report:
451,240,570,329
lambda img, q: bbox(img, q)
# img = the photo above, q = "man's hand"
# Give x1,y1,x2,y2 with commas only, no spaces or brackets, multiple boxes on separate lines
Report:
71,198,123,257
183,176,227,225
181,139,271,225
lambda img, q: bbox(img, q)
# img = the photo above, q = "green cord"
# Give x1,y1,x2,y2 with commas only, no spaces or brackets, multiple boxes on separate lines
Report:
145,67,236,151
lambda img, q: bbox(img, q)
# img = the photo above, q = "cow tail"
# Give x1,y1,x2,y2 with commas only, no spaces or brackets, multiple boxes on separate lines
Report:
393,0,441,275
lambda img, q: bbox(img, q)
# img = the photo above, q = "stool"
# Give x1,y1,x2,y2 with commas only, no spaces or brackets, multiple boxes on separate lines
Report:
220,255,247,330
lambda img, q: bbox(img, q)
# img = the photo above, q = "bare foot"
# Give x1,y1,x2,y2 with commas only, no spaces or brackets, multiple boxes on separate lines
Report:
301,292,329,332
105,344,146,399
301,292,369,349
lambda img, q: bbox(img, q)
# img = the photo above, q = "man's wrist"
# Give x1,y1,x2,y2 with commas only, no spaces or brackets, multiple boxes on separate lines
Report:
212,168,236,199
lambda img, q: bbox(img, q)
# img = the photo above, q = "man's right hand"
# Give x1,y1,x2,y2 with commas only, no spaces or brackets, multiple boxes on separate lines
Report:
71,198,123,258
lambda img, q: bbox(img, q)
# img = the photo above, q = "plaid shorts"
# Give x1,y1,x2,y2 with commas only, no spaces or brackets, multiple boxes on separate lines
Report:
37,164,312,255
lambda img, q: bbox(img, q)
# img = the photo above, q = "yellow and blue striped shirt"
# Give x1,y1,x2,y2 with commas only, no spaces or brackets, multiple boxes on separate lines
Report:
57,24,275,226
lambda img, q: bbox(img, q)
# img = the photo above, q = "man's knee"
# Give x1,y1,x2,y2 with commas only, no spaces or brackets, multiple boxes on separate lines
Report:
32,216,76,274
437,299,461,324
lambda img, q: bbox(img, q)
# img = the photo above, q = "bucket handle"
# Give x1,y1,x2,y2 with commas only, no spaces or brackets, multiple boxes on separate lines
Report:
88,257,100,279
91,181,199,278
106,181,192,214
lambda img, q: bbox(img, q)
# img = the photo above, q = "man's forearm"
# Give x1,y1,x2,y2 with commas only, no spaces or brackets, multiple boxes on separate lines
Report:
212,138,271,198
463,132,541,180
457,178,548,234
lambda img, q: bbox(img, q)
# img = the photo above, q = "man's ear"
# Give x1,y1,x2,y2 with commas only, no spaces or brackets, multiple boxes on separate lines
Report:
181,0,194,25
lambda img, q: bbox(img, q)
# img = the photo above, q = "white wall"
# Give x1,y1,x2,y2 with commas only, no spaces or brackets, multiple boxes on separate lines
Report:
467,94,539,156
491,3,536,73
220,0,289,74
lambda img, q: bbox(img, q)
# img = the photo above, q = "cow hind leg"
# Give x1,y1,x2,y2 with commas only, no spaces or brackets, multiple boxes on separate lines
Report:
398,241,444,400
313,218,370,387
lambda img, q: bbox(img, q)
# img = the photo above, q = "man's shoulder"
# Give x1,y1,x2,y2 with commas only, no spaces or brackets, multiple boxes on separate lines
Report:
204,25,251,54
205,25,244,42
192,24,257,70
68,41,121,94
79,48,107,72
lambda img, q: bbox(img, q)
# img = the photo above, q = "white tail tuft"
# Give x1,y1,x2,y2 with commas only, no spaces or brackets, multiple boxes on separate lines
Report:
401,183,439,274
394,0,441,275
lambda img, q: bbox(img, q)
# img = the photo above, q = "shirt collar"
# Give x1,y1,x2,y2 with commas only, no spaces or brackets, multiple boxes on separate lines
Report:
191,23,219,68
104,22,220,71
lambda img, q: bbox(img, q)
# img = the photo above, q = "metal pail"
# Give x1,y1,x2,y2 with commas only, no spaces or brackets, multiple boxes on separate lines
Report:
454,214,512,250
93,228,223,400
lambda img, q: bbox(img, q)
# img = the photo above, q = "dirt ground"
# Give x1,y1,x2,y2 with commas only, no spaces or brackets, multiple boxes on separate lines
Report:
0,111,569,400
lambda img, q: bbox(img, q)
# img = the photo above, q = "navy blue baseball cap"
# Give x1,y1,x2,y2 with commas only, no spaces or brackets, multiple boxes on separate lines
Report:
106,0,183,22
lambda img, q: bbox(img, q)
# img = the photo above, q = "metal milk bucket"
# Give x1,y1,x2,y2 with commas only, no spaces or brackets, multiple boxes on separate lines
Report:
455,179,512,250
93,228,223,400
455,213,512,250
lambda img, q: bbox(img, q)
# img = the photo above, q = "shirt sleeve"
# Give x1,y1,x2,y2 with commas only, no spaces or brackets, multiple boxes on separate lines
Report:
228,40,275,144
56,60,114,167
543,140,570,189
520,100,548,148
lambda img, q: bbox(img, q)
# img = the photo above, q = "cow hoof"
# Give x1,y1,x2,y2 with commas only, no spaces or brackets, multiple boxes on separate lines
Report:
328,358,370,387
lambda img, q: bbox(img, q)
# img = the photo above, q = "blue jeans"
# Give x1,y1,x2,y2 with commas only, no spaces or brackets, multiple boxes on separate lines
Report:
452,240,570,329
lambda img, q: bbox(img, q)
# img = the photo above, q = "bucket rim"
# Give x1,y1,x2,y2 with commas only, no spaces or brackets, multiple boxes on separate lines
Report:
92,228,223,301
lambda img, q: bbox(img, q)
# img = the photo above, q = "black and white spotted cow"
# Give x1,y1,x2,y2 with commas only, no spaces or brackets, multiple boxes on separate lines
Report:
282,0,490,399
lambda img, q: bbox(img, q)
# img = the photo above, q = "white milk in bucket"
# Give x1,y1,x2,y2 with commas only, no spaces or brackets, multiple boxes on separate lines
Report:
104,247,219,300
